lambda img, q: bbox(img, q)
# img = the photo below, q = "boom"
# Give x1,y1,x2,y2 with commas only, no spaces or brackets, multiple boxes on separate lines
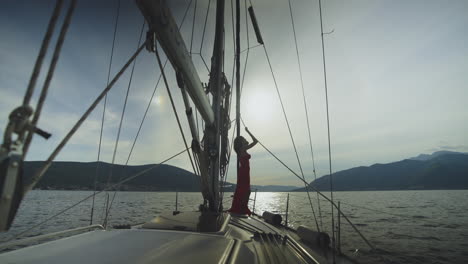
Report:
136,0,214,125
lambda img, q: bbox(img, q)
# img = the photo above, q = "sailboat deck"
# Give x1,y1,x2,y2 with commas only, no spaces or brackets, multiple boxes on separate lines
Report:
0,211,358,264
0,229,236,264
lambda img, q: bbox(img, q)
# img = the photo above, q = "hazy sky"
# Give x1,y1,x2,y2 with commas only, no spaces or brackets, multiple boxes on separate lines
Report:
1,0,467,187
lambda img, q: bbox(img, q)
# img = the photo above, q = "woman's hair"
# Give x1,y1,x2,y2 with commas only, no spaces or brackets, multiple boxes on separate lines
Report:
234,136,246,154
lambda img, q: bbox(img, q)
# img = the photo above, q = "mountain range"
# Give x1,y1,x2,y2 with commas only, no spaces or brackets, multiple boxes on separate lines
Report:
295,151,468,191
25,151,468,192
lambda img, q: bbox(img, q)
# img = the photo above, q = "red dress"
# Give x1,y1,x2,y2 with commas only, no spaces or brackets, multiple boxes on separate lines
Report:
228,153,252,215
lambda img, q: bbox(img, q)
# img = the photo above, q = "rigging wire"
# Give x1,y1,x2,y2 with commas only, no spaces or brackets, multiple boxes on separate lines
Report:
179,0,203,189
189,0,198,56
220,0,238,205
239,117,328,201
260,43,320,232
239,0,250,96
287,0,323,231
230,0,236,61
239,43,261,54
199,0,211,53
235,0,242,212
223,0,254,203
123,59,167,167
103,21,146,227
90,0,121,225
154,45,198,177
5,147,190,242
317,0,336,254
102,0,198,224
24,43,147,193
190,0,201,137
189,0,203,141
104,1,128,215
223,0,261,203
242,0,320,231
198,0,212,72
239,121,374,250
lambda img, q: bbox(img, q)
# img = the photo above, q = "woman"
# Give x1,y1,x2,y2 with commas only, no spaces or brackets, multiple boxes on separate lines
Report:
228,127,258,215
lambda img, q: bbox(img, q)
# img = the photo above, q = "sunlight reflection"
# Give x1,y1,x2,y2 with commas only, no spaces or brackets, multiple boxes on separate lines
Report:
248,192,288,215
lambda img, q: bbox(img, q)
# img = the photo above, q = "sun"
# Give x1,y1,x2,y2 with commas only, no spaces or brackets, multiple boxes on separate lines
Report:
152,96,163,106
243,89,276,123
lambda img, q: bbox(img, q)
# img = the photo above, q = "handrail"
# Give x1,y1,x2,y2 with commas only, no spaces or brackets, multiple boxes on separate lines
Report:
0,224,104,251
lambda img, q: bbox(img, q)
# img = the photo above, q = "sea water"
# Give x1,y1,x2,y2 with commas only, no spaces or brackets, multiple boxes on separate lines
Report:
1,190,467,263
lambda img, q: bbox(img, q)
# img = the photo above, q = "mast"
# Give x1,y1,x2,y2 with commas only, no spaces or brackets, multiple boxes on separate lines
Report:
205,0,225,212
235,0,241,183
137,0,229,212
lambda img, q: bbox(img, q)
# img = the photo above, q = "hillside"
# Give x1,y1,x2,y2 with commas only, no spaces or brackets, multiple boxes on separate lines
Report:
25,161,298,192
25,161,201,191
295,152,468,191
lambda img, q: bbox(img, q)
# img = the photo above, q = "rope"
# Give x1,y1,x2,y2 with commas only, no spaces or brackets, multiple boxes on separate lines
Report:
24,43,147,193
22,0,64,107
23,0,77,158
104,21,146,227
5,147,190,242
154,45,198,177
90,0,121,225
317,0,336,254
287,0,323,231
